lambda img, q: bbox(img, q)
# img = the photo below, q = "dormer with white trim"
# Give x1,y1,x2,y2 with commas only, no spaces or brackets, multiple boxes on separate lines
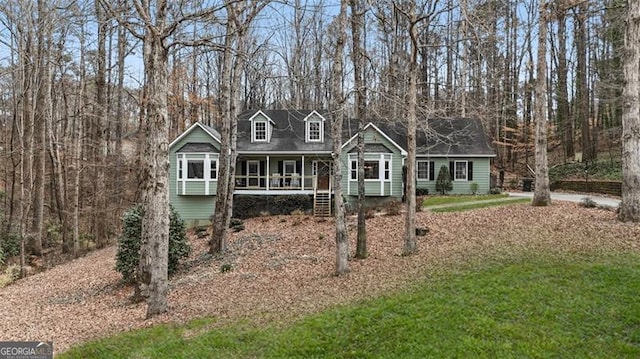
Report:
248,110,275,143
303,110,326,143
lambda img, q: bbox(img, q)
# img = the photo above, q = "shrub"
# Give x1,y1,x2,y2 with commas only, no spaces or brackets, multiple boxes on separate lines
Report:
416,188,429,196
470,182,479,195
220,263,233,273
579,197,598,208
0,232,21,258
115,205,191,283
490,187,502,195
233,195,312,219
435,165,453,195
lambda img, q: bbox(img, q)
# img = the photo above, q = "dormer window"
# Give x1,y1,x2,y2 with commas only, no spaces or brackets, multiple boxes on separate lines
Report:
308,121,321,142
254,121,267,142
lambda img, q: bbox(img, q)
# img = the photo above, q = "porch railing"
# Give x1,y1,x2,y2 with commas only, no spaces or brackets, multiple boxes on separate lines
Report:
234,174,314,190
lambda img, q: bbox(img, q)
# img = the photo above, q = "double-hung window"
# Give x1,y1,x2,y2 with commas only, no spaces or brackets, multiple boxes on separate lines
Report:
454,161,468,181
210,160,217,180
417,161,429,180
308,121,322,142
254,121,267,141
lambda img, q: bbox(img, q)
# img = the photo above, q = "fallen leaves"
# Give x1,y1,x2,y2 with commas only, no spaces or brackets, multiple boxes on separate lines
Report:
0,203,638,352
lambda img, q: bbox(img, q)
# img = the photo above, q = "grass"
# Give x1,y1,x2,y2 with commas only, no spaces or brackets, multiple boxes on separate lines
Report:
61,252,640,358
422,193,507,206
430,198,530,213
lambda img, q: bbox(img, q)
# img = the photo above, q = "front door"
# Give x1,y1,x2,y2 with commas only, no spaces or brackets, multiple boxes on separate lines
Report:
315,161,331,190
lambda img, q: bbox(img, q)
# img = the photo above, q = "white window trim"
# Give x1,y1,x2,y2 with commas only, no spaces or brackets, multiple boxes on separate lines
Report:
454,160,468,181
306,120,323,142
176,153,219,195
348,154,392,182
417,160,430,180
252,120,268,142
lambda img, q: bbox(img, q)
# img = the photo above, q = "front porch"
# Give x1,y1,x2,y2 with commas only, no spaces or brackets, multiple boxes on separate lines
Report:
234,155,333,216
234,155,332,193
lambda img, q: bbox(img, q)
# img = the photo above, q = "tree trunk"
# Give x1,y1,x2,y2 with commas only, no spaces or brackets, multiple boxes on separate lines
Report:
332,0,350,275
402,4,419,256
619,0,640,222
532,0,551,206
556,6,574,161
137,26,171,320
351,0,367,260
93,0,109,248
575,2,594,162
210,11,237,255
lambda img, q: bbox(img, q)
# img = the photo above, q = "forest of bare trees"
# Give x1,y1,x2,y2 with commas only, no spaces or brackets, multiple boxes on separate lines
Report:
0,0,637,314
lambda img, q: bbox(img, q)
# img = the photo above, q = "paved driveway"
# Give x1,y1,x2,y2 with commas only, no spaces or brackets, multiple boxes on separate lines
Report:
507,191,621,208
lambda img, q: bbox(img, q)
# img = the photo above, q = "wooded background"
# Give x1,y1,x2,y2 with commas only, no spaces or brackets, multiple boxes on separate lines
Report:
0,0,625,258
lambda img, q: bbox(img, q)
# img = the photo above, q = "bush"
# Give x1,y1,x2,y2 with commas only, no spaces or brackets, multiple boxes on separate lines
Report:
490,187,502,195
233,195,313,219
470,182,479,195
416,188,429,196
0,232,21,258
579,197,598,208
115,205,191,283
435,165,453,195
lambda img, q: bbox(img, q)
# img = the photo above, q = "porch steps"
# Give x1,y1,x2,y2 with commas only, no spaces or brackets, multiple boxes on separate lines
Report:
314,192,332,217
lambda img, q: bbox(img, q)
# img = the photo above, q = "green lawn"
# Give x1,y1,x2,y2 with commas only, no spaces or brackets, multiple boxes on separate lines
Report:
422,193,507,206
61,252,640,358
430,198,530,212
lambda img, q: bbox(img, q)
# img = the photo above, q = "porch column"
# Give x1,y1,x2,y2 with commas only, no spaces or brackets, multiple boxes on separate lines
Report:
301,155,305,190
266,155,270,191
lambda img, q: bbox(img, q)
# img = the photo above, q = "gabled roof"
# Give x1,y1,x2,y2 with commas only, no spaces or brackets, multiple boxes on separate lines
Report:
169,122,221,148
344,117,495,157
170,112,495,158
236,109,333,153
415,118,495,157
342,122,408,156
247,109,276,124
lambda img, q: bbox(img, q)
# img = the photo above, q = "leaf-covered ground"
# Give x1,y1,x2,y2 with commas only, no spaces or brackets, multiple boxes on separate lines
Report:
1,203,638,353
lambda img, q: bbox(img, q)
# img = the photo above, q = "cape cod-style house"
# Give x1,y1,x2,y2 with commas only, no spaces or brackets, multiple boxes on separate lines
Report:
169,109,495,224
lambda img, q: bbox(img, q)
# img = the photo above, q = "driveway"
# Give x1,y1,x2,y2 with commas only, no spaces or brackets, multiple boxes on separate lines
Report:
507,191,621,208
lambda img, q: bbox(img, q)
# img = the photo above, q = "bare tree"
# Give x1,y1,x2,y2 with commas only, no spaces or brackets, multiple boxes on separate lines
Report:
106,0,226,318
332,0,350,275
210,1,268,255
574,0,594,163
351,0,367,259
393,0,423,255
619,0,640,222
532,0,551,206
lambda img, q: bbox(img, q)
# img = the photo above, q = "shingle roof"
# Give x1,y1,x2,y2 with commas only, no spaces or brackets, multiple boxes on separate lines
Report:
343,117,495,157
236,109,334,153
176,142,217,153
178,110,494,157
